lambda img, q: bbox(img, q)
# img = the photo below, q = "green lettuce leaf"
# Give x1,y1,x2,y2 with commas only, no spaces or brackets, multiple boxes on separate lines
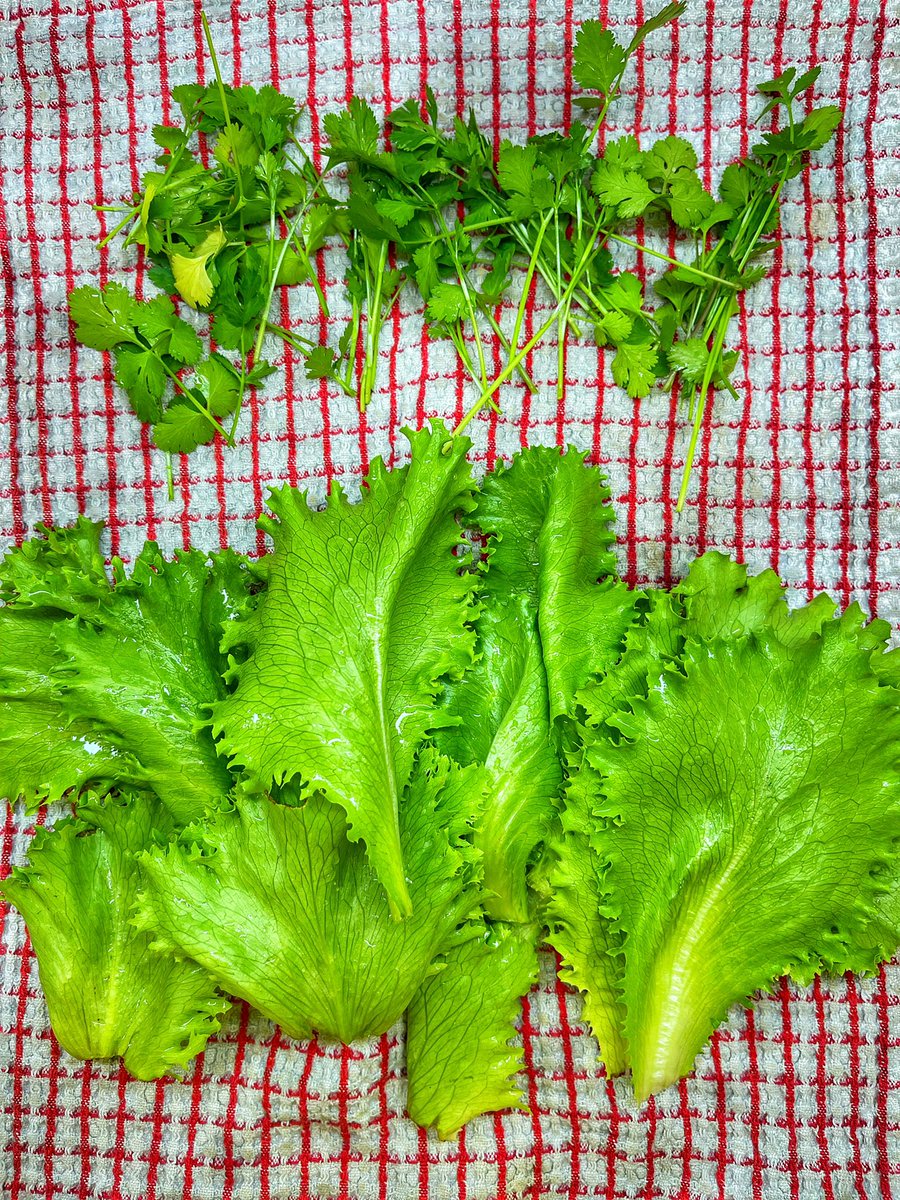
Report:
211,422,477,917
405,919,540,1138
543,592,681,1076
52,546,250,823
473,447,633,720
1,794,228,1078
0,525,253,821
438,447,635,922
0,517,110,618
589,608,900,1100
135,749,482,1043
0,610,134,806
541,754,627,1076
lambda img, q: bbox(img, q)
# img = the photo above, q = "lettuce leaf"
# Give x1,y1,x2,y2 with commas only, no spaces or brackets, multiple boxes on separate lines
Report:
1,794,228,1078
211,422,477,918
405,919,540,1138
579,554,900,1099
0,523,253,821
438,448,634,922
0,609,134,806
135,749,482,1043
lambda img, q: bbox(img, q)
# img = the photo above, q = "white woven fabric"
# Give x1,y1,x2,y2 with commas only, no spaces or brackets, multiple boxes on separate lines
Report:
0,1,898,1196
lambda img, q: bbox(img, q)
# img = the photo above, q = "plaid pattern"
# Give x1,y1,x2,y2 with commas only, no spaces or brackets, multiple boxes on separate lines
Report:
1,0,898,1195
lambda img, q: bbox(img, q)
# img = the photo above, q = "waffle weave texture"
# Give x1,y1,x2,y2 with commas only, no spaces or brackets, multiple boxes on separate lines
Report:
0,0,898,1196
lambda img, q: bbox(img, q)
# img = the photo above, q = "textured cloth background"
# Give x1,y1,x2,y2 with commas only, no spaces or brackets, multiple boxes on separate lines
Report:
0,0,898,1196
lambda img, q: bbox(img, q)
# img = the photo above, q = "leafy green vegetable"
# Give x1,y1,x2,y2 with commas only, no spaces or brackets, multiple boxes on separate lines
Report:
136,750,482,1043
406,920,540,1137
573,554,900,1099
0,609,130,808
211,423,477,918
70,284,231,449
0,520,252,822
438,448,634,923
1,794,227,1078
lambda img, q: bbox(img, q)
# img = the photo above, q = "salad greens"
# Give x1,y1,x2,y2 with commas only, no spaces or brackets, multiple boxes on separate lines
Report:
70,6,840,509
3,793,228,1079
2,426,897,1135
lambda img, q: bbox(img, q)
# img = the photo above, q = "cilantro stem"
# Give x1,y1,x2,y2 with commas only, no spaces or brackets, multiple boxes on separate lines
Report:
252,199,319,367
602,231,740,289
430,211,490,390
454,215,603,436
674,298,733,512
201,13,245,210
475,303,537,392
98,207,140,249
506,210,553,382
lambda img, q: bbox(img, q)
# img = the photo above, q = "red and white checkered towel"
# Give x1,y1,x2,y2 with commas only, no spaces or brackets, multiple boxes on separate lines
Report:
1,1,898,1196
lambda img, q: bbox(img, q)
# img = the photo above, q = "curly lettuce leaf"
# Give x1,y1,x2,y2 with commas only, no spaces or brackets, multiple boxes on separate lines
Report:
590,624,900,1100
0,517,110,618
541,755,627,1076
438,448,635,922
405,919,540,1138
211,422,477,917
52,546,250,823
0,526,253,820
474,446,633,719
135,750,482,1043
1,795,228,1078
439,600,560,922
0,610,135,806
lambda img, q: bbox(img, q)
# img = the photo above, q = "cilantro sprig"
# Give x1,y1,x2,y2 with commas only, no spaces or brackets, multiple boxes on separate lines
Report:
71,5,840,512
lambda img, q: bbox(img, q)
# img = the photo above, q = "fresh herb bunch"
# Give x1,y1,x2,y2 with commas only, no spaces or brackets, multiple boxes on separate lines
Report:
73,15,344,475
69,7,841,510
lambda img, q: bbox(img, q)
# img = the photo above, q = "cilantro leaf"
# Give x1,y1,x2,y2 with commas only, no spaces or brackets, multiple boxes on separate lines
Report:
426,282,469,324
152,403,218,454
591,162,656,218
666,172,716,229
169,226,227,309
667,336,713,384
603,135,645,173
641,134,698,181
135,295,204,365
1,794,228,1079
69,283,138,350
572,21,627,96
324,97,393,172
627,2,686,53
113,345,167,423
800,105,843,151
611,336,659,397
210,423,478,918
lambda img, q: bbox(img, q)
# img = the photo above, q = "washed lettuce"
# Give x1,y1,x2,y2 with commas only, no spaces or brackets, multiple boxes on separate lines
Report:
438,447,634,922
406,919,540,1137
211,422,477,918
135,749,482,1042
566,553,900,1098
0,519,252,822
1,794,227,1077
